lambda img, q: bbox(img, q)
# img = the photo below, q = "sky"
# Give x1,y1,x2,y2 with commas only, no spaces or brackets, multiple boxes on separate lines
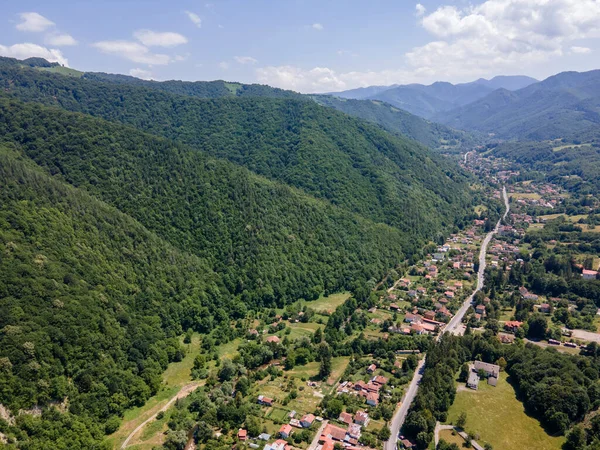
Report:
1,0,599,93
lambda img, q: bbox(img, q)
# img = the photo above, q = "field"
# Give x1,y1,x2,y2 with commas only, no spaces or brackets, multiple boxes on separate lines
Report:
510,192,541,200
287,322,324,340
446,373,564,450
38,66,83,77
437,429,467,448
306,292,351,313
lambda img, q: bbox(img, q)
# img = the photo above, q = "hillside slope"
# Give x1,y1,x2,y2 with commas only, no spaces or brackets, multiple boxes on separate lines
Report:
436,70,600,140
312,95,479,151
0,62,472,237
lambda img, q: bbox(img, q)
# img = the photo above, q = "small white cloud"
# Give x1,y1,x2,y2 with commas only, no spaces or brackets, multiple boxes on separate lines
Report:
234,55,258,65
312,23,324,31
134,30,188,47
92,40,171,65
45,33,77,46
16,12,54,32
185,11,202,28
571,46,592,54
337,49,358,57
415,3,426,17
0,42,68,66
218,61,229,70
129,68,154,80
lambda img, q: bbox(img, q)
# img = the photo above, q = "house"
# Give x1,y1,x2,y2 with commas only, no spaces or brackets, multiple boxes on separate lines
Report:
322,424,346,441
366,392,379,406
238,429,248,441
347,423,362,439
467,370,479,390
404,313,422,323
583,269,599,280
473,361,500,378
408,290,418,298
400,438,415,449
367,363,377,373
279,424,292,439
248,329,259,336
445,291,455,299
475,304,486,315
354,410,369,427
257,395,274,406
539,303,551,313
300,413,315,428
504,321,522,333
372,375,388,386
263,440,287,450
390,303,400,311
339,412,353,425
266,335,280,344
258,433,271,441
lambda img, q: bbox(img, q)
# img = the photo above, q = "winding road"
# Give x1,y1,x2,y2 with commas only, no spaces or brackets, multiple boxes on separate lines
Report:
384,187,509,450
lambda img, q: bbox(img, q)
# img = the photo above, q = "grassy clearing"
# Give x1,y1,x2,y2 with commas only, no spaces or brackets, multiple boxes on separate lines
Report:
510,193,542,200
287,322,323,340
438,429,467,448
107,334,202,448
37,66,83,77
446,373,564,450
216,338,242,359
305,292,351,313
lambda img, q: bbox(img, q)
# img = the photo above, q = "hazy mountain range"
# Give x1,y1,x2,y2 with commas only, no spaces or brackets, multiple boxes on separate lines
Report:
328,76,538,119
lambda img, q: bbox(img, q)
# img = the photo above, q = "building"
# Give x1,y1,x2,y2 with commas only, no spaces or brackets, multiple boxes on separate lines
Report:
258,395,274,406
339,412,353,425
366,392,379,406
322,424,346,442
238,429,248,441
354,410,369,427
300,414,315,428
347,423,362,439
504,321,522,332
279,424,292,439
367,363,377,373
539,303,551,313
473,361,500,379
583,269,599,280
258,433,271,441
266,335,280,344
467,370,479,390
263,440,287,450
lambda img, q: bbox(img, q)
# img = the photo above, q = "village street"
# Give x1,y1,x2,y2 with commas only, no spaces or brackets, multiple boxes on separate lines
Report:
384,186,509,449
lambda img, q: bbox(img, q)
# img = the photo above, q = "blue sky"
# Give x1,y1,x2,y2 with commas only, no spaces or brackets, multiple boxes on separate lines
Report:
1,0,599,92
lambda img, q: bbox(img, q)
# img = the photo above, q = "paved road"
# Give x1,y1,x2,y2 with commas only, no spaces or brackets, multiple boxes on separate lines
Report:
384,358,426,450
121,382,202,449
385,186,510,449
308,420,329,450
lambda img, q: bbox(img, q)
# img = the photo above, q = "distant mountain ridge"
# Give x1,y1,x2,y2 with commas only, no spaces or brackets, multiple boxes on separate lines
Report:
435,69,600,140
328,75,538,118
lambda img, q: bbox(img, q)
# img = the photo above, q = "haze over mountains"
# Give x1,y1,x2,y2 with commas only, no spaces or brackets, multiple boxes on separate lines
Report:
328,75,538,119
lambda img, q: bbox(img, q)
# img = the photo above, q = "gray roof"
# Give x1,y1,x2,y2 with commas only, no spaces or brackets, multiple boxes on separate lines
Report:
467,371,479,388
474,361,500,378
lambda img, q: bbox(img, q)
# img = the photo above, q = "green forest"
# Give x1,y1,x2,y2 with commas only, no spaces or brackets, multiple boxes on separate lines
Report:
0,58,476,449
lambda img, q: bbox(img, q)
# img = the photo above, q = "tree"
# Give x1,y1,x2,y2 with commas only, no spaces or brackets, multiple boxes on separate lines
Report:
326,399,343,419
378,426,391,441
564,425,586,450
459,363,470,382
318,343,332,379
527,314,548,339
456,412,467,429
218,359,237,382
164,430,188,450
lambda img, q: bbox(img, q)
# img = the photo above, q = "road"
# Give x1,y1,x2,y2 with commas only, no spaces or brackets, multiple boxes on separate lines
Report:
308,420,329,450
384,186,509,449
120,382,202,449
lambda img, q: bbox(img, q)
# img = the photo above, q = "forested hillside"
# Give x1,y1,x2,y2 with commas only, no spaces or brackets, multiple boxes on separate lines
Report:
0,146,228,448
311,95,478,151
0,62,472,236
436,70,600,140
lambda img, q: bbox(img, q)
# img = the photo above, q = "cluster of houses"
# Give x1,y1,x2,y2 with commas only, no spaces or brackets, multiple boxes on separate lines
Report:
466,361,500,390
316,410,374,450
336,371,389,407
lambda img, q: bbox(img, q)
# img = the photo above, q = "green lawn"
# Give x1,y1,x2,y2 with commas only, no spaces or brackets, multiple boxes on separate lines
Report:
446,373,565,450
287,322,323,340
305,292,351,313
437,429,467,448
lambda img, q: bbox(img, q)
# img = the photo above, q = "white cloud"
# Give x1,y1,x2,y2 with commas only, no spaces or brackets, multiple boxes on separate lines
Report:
92,40,171,65
45,33,77,46
571,46,592,54
185,11,202,28
16,12,54,32
219,61,230,70
0,42,68,66
234,55,258,65
134,30,188,47
311,23,324,31
410,0,600,78
129,68,154,80
255,65,414,93
415,3,426,17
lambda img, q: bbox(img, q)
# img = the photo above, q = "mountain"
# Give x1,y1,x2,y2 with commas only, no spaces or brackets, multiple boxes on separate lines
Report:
0,59,474,446
328,75,537,119
0,60,472,237
326,84,398,100
311,95,480,151
436,70,600,140
0,57,478,152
